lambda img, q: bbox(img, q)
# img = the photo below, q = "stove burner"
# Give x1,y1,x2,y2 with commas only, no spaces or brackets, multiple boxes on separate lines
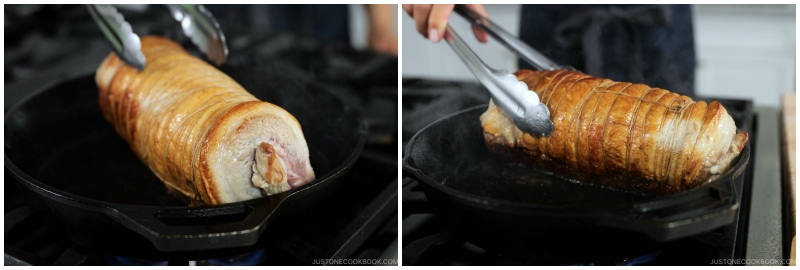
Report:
201,249,267,266
609,252,661,266
108,256,168,266
402,225,663,266
108,249,268,266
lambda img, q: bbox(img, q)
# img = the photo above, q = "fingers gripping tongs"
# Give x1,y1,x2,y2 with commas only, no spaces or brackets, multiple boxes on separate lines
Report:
87,4,228,70
446,5,565,137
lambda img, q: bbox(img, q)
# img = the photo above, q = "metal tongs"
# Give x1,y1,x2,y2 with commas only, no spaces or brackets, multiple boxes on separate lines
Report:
87,4,228,70
445,5,561,137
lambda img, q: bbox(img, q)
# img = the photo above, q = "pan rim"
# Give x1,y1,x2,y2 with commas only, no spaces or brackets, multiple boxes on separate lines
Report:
402,104,750,239
4,74,368,211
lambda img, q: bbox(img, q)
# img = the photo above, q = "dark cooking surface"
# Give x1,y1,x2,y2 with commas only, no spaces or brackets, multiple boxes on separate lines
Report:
5,152,397,265
6,64,362,207
452,142,653,207
6,68,366,256
7,76,184,206
5,5,397,265
404,105,749,242
401,78,756,265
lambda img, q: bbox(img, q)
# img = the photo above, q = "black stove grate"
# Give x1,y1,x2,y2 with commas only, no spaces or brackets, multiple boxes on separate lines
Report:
6,153,396,266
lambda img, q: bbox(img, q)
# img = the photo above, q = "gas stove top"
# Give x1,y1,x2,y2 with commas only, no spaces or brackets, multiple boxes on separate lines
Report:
5,4,398,266
401,77,786,266
5,156,397,266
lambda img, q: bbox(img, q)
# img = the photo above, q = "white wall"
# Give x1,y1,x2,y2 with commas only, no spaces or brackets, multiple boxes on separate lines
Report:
692,4,795,107
401,4,521,81
401,4,796,107
349,4,398,52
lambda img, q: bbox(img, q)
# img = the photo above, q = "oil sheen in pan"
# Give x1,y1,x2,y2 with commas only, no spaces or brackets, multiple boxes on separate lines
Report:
35,128,188,206
36,125,331,207
449,155,653,210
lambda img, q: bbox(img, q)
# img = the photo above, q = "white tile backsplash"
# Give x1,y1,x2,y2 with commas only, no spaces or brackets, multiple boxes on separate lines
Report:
400,4,796,107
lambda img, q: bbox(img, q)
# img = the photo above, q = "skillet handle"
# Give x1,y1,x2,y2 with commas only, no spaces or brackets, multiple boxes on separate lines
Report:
108,194,289,252
402,177,435,219
403,157,448,219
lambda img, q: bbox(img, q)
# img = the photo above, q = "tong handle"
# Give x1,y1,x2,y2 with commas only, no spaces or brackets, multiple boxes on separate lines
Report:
165,4,228,66
445,25,554,137
453,5,562,71
444,26,517,116
87,4,146,70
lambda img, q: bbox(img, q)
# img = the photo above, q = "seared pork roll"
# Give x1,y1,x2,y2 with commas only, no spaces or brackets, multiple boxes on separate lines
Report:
480,69,749,195
96,36,315,205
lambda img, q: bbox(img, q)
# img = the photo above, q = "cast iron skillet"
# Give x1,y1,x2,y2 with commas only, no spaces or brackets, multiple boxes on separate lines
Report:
4,63,366,257
403,105,750,244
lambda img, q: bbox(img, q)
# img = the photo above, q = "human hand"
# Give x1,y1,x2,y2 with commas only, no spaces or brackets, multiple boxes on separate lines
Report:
402,4,489,44
366,4,398,55
369,29,398,55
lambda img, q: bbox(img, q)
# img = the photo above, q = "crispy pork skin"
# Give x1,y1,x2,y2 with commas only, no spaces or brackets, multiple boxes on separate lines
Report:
480,69,748,195
96,36,315,205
